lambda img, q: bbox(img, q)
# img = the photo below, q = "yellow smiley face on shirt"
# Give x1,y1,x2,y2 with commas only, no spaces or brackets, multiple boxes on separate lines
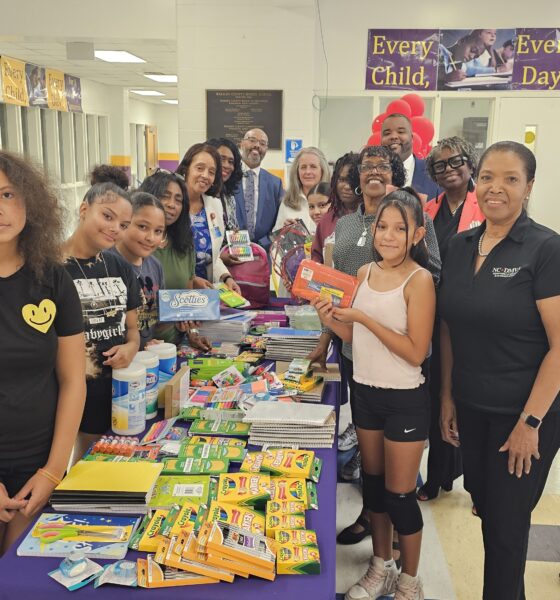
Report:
22,299,57,333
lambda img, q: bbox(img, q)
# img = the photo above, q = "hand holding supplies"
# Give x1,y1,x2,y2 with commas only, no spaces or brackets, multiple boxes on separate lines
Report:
291,260,359,308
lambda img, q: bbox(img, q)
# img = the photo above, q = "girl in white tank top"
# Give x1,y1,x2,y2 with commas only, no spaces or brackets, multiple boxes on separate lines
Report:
314,188,436,600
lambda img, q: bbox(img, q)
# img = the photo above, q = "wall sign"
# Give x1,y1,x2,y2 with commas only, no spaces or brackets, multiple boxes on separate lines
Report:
206,90,282,150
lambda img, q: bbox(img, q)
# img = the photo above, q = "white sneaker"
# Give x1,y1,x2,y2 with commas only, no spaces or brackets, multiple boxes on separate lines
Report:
394,572,424,600
345,556,398,600
341,449,361,481
338,422,358,451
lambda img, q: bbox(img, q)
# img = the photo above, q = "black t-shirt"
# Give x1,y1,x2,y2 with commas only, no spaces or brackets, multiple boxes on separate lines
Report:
439,211,560,414
433,196,465,263
64,251,142,386
0,265,83,461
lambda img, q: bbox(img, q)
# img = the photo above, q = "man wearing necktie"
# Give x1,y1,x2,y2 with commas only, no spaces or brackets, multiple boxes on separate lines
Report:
234,128,284,251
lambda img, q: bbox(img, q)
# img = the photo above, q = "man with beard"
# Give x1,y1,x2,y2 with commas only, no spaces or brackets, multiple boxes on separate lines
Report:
234,128,284,251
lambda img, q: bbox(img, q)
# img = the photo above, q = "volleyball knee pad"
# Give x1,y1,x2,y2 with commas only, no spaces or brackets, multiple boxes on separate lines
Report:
385,489,423,535
362,473,386,513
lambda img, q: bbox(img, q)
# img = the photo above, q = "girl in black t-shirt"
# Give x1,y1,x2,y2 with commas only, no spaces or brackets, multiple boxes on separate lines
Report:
64,183,141,461
0,151,86,554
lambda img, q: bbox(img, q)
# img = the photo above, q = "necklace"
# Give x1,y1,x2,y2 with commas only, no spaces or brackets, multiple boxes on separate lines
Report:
357,211,375,247
71,253,118,316
450,201,464,216
478,231,506,257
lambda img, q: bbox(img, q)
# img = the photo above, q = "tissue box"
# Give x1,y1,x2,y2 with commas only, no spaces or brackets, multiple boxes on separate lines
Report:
158,290,220,322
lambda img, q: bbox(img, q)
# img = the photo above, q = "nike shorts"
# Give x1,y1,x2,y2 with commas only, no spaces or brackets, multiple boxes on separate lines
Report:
352,382,429,442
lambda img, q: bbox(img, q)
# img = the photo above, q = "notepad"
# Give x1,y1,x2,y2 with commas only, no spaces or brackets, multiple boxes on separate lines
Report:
243,403,333,426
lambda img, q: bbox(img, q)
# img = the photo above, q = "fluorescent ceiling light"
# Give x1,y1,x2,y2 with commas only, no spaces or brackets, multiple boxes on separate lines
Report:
95,50,145,63
131,90,165,97
162,99,178,104
144,73,177,83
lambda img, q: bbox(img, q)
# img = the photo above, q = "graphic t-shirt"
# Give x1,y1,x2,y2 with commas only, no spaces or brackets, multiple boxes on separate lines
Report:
107,249,164,349
191,207,213,279
0,264,83,461
65,251,142,433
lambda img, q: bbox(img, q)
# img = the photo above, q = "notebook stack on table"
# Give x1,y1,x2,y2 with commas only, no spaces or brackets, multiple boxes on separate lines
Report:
242,403,335,449
264,328,321,361
198,310,256,343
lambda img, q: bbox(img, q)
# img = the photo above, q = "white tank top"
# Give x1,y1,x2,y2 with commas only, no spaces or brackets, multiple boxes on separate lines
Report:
352,263,426,389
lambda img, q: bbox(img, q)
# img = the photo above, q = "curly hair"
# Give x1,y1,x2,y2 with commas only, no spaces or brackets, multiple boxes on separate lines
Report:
176,143,223,198
283,147,330,210
205,138,243,196
329,152,358,218
139,171,193,256
90,164,130,190
349,145,406,195
425,136,478,182
0,151,64,281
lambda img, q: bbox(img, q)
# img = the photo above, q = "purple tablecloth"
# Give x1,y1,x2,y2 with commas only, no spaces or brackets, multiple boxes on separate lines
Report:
0,383,339,600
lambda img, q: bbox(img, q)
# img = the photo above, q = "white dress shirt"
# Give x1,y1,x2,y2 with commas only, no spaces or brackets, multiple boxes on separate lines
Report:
403,154,415,188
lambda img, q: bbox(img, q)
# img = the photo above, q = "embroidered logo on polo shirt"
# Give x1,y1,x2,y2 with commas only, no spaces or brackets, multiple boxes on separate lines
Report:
492,267,521,278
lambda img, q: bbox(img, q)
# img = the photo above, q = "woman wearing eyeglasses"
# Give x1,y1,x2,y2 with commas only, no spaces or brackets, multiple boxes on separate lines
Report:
417,137,483,503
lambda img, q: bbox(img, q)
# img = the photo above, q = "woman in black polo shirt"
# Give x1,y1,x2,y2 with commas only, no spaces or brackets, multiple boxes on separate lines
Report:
439,141,560,600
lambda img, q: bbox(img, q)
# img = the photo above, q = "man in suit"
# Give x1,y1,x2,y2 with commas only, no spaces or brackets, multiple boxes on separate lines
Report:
381,113,441,201
234,128,284,251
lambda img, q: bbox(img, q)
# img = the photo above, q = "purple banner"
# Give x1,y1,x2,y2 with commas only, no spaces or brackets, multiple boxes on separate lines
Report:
512,28,560,90
64,74,82,112
25,63,47,107
365,29,439,91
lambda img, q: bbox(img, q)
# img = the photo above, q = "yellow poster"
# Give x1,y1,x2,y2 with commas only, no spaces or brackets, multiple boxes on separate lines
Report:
0,56,29,106
46,68,67,111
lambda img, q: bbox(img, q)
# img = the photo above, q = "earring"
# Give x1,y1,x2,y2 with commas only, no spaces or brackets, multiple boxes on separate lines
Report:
355,186,362,196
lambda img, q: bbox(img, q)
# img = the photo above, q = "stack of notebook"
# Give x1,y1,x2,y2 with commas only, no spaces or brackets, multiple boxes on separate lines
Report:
243,403,335,449
50,461,163,514
264,328,321,361
199,310,256,343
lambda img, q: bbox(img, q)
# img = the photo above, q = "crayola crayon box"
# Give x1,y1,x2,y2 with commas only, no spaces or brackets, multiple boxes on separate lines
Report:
241,449,322,482
270,477,319,509
162,458,230,476
186,435,246,448
160,502,206,538
265,513,306,538
178,443,245,462
207,500,265,535
275,529,318,546
188,419,251,436
217,473,271,506
266,500,307,516
276,543,321,575
138,509,169,552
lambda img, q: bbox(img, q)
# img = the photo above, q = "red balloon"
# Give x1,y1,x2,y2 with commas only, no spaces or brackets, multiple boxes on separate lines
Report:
371,113,386,133
386,99,412,118
367,131,381,146
412,132,423,155
411,116,435,145
401,93,425,117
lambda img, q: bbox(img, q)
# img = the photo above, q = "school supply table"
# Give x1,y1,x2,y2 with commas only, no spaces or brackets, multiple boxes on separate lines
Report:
0,379,340,600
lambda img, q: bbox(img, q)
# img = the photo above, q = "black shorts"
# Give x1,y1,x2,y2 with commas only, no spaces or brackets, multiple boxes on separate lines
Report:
80,375,112,435
352,381,429,442
0,448,50,497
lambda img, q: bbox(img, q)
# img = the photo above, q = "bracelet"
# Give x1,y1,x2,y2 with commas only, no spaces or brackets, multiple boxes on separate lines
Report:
222,275,233,283
37,467,62,486
189,327,200,335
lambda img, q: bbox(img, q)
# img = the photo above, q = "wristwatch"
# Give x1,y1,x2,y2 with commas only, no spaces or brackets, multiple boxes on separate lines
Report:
520,411,542,429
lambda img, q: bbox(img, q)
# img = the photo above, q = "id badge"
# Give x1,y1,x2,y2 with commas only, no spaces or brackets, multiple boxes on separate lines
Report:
214,226,222,238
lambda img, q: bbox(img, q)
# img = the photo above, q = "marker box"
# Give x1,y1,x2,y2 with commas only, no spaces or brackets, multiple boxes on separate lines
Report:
188,419,251,437
187,435,247,448
276,543,321,575
162,458,230,476
178,443,245,462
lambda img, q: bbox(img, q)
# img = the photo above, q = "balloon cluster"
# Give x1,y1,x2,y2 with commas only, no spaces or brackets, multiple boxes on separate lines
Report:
367,94,434,159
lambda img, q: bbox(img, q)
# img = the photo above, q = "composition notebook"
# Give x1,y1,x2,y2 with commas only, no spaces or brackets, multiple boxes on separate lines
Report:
17,512,139,559
50,461,163,513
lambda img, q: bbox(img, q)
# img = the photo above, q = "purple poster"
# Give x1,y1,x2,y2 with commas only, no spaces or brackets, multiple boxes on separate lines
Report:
365,29,439,91
64,74,82,112
25,63,47,107
437,29,515,91
512,28,560,90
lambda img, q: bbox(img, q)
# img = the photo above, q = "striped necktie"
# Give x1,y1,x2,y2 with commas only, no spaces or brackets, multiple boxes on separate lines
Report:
245,169,256,238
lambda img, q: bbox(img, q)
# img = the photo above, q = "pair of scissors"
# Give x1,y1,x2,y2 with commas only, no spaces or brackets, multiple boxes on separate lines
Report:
35,523,123,544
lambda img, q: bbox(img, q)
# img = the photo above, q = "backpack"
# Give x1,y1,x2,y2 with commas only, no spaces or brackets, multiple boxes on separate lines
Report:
224,243,270,308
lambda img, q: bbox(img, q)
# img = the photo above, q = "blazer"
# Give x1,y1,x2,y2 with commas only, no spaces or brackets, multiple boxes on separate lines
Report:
412,156,441,202
424,189,485,233
200,194,230,284
234,168,284,251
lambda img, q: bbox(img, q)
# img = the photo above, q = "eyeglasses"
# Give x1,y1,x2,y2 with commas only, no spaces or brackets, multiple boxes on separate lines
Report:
152,167,185,181
358,162,392,174
431,155,468,175
243,136,269,148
